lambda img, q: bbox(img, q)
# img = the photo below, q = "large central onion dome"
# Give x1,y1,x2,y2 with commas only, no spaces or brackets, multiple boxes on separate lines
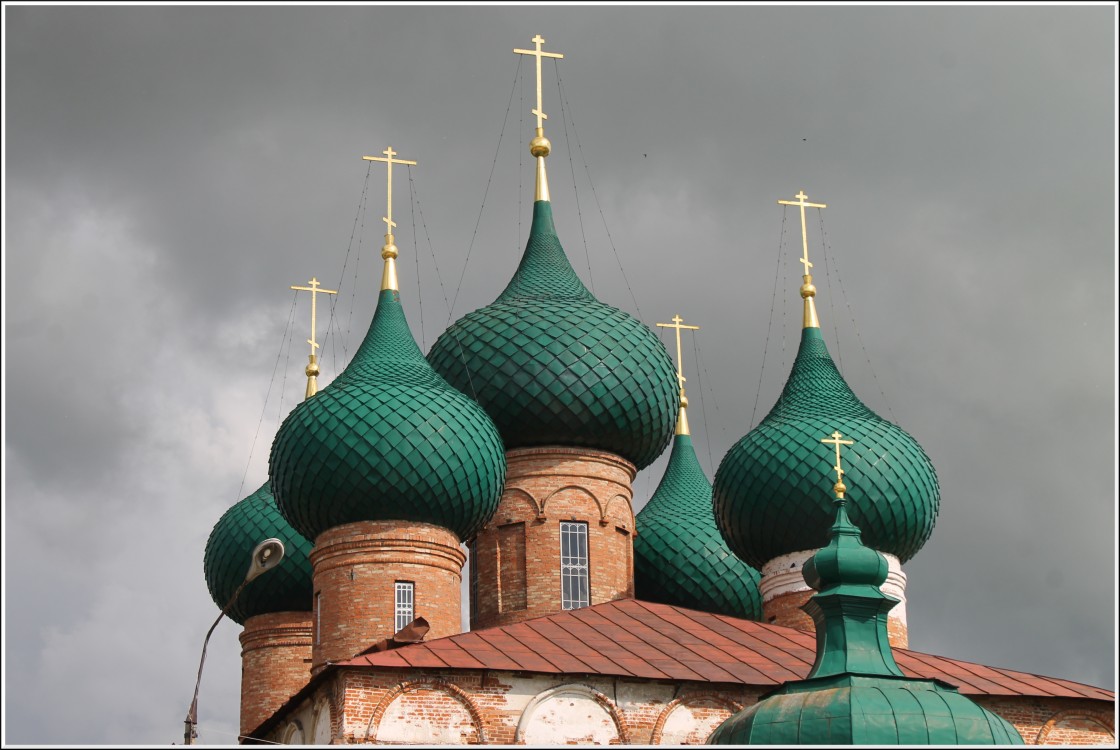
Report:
713,326,939,569
269,288,507,543
634,430,762,619
428,201,678,470
203,482,314,624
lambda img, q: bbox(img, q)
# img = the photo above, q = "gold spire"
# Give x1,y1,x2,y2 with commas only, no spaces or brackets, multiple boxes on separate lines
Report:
777,190,827,328
362,146,418,291
290,277,338,398
514,34,563,201
821,430,854,500
656,314,701,436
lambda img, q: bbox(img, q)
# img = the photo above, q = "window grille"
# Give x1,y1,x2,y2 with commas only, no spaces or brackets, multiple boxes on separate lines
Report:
560,521,589,610
394,581,415,632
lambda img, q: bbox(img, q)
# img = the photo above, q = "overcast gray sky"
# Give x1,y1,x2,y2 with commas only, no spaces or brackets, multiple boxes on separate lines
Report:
3,3,1116,745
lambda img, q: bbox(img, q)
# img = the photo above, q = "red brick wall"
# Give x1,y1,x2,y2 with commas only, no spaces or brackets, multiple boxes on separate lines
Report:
238,611,312,738
309,520,465,671
762,589,816,633
260,666,1113,746
975,696,1115,745
763,588,909,648
472,447,637,629
498,522,527,612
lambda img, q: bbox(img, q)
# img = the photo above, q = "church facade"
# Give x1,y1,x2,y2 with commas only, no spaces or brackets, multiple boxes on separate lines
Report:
243,599,1114,745
202,35,1115,746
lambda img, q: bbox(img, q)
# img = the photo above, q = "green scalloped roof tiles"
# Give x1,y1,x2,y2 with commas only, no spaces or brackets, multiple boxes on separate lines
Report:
634,434,762,619
269,289,506,543
202,482,314,625
713,327,939,569
427,201,679,470
707,675,1024,745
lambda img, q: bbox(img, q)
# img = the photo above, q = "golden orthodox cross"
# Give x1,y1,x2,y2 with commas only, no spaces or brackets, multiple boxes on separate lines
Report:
290,277,338,355
778,190,827,277
362,147,418,237
656,314,701,396
821,430,855,489
514,34,564,130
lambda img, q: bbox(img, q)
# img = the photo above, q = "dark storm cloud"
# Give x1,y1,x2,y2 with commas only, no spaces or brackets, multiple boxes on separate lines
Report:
4,4,1114,744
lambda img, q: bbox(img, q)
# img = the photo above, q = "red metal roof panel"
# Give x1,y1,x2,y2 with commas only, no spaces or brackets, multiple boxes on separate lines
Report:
397,648,451,669
335,600,1113,703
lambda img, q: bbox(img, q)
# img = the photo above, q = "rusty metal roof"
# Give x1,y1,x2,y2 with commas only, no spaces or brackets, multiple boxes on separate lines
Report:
340,599,1113,702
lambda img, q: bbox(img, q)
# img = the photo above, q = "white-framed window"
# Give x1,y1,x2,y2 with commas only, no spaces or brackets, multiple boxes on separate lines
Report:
395,581,415,632
560,521,589,610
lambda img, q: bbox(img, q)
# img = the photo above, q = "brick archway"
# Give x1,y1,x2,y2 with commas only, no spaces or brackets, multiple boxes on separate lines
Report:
540,485,603,518
515,683,628,745
310,696,333,745
366,679,485,744
650,694,743,745
1035,709,1114,745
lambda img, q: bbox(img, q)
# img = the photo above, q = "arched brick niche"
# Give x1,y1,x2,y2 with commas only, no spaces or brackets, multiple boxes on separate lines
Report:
367,680,484,744
1036,709,1114,746
516,683,627,745
310,697,332,745
281,720,304,745
651,695,743,745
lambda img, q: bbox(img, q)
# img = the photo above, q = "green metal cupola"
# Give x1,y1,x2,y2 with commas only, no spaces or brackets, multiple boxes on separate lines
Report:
427,37,677,471
634,315,761,619
713,191,939,570
708,439,1022,745
269,149,506,544
203,482,314,625
203,275,338,624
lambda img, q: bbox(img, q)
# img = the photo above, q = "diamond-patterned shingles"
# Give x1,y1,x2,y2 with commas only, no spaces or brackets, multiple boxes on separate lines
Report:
270,290,506,543
203,482,314,625
714,326,939,568
428,201,678,470
636,434,762,620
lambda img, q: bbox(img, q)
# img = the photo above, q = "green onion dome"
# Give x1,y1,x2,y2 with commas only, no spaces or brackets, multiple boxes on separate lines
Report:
713,327,939,569
202,482,314,625
707,676,1024,745
427,201,679,470
269,288,507,543
634,433,762,619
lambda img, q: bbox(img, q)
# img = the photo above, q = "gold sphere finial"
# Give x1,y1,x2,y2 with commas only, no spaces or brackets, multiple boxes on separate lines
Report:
530,134,551,158
800,278,817,299
382,235,399,260
680,394,689,408
833,479,847,499
305,361,320,378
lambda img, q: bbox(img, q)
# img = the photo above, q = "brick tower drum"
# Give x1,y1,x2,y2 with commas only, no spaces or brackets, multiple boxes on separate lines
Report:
472,447,637,629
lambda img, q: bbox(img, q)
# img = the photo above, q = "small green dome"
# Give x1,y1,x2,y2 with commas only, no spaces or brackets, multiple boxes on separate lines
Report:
427,201,679,470
710,488,1022,746
708,676,1024,745
269,289,506,543
634,433,762,619
713,327,939,568
202,482,314,625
